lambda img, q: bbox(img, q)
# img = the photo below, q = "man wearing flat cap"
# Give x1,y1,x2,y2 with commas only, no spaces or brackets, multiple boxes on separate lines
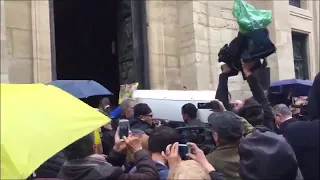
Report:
206,111,244,180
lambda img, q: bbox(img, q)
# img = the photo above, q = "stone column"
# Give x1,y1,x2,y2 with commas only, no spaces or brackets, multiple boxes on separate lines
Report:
146,0,180,89
1,0,9,83
264,0,296,81
178,1,198,90
162,1,180,89
192,1,211,90
31,0,52,83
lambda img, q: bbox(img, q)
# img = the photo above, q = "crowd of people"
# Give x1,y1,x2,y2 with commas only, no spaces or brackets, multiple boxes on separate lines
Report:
29,63,319,180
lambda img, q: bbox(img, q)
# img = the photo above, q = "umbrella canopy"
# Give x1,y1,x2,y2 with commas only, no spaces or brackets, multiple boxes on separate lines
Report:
48,80,113,98
268,78,313,97
0,83,110,179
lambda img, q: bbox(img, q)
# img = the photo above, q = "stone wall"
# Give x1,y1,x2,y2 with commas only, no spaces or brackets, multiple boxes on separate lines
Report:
146,0,319,99
146,1,180,89
146,0,253,99
1,0,319,95
5,1,34,83
1,0,51,84
192,1,248,97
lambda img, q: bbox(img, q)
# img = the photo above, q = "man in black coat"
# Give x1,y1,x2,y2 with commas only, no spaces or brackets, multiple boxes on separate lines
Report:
272,104,298,135
307,72,320,121
129,103,155,135
282,72,320,180
239,126,303,180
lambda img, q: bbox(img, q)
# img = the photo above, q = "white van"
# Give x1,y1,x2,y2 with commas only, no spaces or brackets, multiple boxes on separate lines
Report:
132,90,216,123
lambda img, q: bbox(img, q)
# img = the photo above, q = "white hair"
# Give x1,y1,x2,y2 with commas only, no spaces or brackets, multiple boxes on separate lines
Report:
120,99,135,116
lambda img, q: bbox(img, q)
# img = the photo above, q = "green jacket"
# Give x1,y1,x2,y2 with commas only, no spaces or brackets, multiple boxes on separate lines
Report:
205,117,252,180
206,144,241,180
239,116,254,136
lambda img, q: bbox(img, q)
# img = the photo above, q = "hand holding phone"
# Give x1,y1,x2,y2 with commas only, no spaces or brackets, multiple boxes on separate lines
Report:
186,142,214,172
162,142,182,168
178,144,190,160
118,119,130,140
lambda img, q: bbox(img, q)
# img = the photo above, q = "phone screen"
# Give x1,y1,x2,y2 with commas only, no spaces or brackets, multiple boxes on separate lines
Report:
118,119,130,139
178,144,190,160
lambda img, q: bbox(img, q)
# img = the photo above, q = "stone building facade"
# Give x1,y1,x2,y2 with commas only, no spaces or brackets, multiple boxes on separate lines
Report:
1,0,319,99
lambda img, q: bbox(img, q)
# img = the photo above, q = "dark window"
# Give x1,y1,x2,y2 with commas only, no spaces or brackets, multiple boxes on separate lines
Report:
292,32,309,79
289,0,301,8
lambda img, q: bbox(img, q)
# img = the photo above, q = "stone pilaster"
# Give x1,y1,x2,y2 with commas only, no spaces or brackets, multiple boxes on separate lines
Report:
178,1,198,90
264,0,296,81
1,0,9,83
31,0,52,83
192,1,210,90
146,0,181,89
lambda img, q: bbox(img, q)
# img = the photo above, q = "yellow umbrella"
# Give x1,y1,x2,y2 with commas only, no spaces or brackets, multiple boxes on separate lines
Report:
0,83,110,179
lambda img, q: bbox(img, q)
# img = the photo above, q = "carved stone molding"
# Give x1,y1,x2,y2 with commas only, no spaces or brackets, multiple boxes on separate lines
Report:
31,0,52,83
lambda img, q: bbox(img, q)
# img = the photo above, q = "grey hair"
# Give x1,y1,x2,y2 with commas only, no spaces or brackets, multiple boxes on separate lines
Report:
273,104,292,118
120,99,135,116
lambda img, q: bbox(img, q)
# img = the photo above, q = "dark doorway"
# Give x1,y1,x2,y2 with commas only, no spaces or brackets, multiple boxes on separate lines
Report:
52,0,120,105
52,0,151,107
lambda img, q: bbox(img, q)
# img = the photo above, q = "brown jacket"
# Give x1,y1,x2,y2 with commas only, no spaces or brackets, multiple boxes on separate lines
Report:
58,149,158,180
206,144,241,180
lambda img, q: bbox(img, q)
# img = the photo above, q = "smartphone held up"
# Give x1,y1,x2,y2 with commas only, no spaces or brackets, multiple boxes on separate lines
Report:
178,144,191,160
118,119,130,140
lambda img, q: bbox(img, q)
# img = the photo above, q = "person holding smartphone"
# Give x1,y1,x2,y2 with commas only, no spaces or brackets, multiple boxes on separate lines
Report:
58,128,158,180
129,126,181,180
162,142,225,180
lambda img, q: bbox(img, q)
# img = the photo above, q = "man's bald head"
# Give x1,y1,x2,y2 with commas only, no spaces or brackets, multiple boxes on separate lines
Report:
99,97,110,110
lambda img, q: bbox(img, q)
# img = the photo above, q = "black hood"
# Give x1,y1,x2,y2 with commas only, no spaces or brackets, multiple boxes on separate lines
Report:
58,157,119,180
242,97,262,109
34,151,66,178
239,126,299,180
308,72,320,120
